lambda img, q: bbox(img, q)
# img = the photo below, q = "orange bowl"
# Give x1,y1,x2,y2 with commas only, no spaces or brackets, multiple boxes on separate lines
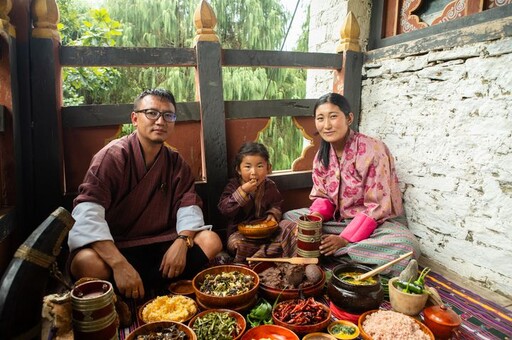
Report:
241,324,299,340
138,295,197,324
253,261,326,301
272,298,331,335
238,219,279,239
188,309,246,340
192,265,259,312
126,321,197,340
358,309,434,340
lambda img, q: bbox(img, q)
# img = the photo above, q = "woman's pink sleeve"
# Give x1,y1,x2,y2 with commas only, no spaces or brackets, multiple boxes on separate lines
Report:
340,212,377,242
310,198,335,221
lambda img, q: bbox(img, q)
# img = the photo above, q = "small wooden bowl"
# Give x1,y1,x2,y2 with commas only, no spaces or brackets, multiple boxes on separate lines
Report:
238,219,279,239
188,309,246,340
126,321,197,340
388,277,428,316
138,295,197,324
272,298,331,335
358,309,434,340
192,265,259,311
168,280,195,297
241,324,299,340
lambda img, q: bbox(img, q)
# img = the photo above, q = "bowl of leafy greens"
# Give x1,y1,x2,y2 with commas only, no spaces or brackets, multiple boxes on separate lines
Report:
188,309,245,340
246,298,273,328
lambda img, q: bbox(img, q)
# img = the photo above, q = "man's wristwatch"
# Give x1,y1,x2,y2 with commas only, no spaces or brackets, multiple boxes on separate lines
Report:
176,234,193,248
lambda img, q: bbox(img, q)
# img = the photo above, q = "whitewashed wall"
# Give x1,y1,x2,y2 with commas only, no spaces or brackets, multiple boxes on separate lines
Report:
307,1,512,298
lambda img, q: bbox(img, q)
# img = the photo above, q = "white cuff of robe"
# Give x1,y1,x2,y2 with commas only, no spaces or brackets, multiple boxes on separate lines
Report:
177,205,212,234
68,202,114,252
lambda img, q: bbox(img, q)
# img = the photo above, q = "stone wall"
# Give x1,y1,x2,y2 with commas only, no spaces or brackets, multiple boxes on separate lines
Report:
307,1,512,298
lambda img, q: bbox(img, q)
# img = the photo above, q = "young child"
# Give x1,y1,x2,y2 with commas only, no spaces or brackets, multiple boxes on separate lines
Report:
218,142,297,263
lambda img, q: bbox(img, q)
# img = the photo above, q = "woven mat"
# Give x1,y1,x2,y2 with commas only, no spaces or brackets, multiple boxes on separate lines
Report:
119,265,512,339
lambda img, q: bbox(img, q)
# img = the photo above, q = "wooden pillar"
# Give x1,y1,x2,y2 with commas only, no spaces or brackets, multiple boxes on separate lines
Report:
1,0,22,265
334,11,363,131
193,1,227,228
30,0,63,225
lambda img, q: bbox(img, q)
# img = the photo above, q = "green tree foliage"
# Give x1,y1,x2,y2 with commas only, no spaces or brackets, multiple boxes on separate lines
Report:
57,0,123,105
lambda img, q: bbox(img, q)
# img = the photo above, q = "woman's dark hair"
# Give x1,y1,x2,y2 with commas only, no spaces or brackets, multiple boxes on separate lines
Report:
133,88,177,109
233,142,270,177
314,93,352,168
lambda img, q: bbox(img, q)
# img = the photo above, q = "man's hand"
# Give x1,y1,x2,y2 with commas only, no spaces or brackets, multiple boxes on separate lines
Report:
319,234,348,256
91,240,145,300
111,260,145,300
160,240,188,279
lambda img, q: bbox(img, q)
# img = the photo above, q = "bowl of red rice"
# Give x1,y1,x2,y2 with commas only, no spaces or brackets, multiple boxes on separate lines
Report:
358,309,434,340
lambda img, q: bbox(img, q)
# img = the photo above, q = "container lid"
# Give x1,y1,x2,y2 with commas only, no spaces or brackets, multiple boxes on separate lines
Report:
423,305,462,326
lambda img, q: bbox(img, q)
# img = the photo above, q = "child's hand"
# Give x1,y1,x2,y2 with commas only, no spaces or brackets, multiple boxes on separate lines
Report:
242,178,258,194
265,214,277,223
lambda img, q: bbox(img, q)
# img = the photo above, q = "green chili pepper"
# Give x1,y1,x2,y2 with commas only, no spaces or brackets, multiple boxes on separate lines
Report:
414,267,431,287
394,266,431,295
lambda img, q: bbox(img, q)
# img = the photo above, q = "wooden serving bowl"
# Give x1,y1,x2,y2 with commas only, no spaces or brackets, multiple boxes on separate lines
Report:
192,265,259,311
138,295,197,324
188,309,246,340
388,277,429,316
358,309,434,340
238,219,279,239
253,261,326,301
272,298,332,335
126,321,197,340
241,324,299,340
168,280,195,298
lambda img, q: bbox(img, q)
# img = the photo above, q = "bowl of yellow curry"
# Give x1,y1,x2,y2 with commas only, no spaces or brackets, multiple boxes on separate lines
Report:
327,264,384,314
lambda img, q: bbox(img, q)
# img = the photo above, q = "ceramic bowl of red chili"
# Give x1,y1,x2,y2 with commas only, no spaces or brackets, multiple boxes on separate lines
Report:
272,297,331,335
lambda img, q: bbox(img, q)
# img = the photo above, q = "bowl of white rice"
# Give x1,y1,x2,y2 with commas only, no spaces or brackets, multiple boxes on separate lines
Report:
358,309,434,340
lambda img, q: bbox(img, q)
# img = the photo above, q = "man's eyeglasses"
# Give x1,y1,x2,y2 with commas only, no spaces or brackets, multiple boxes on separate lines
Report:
135,109,177,123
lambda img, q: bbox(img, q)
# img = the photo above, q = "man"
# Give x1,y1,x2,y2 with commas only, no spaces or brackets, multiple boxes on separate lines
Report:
68,89,222,299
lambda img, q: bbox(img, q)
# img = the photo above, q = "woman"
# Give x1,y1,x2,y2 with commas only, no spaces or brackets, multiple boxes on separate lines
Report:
284,93,420,276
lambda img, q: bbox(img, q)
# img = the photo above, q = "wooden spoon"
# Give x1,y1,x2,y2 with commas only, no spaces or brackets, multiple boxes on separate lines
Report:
355,251,414,281
246,257,319,265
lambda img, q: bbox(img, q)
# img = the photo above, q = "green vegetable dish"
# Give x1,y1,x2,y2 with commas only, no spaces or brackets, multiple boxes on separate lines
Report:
246,298,273,328
192,312,241,340
200,271,255,297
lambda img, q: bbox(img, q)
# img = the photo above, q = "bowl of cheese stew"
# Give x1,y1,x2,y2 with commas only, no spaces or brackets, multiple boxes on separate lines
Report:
192,265,259,311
